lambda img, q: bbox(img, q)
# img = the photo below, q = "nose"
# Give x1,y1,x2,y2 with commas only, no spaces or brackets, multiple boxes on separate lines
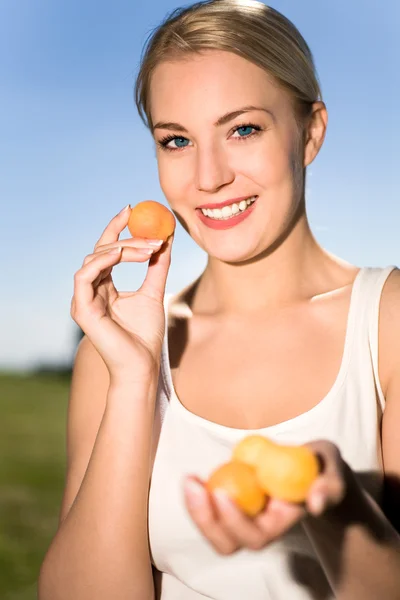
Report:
195,142,235,193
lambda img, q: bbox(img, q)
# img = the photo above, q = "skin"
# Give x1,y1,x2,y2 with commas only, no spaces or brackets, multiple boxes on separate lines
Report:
148,50,400,597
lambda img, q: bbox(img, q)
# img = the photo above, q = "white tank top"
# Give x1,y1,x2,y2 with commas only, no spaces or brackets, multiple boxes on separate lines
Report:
148,266,396,600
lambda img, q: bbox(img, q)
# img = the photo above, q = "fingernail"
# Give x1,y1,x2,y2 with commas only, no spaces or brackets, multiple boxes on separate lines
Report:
120,204,130,213
214,489,234,510
108,246,122,254
139,248,154,255
146,239,164,246
185,479,204,506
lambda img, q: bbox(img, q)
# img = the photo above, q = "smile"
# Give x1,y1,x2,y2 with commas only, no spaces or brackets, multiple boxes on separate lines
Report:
200,196,258,220
196,196,258,231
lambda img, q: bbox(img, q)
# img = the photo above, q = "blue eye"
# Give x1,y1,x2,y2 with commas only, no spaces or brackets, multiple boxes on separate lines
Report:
174,138,190,148
236,126,254,137
231,123,262,140
157,135,190,150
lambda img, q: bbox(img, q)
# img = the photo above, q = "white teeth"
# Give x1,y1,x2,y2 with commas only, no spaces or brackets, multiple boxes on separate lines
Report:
201,196,257,220
221,206,231,218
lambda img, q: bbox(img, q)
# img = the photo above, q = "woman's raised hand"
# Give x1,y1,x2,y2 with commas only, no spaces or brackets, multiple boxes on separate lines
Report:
70,204,173,383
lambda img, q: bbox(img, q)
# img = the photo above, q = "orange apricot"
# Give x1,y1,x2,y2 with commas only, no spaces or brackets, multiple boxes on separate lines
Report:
127,200,176,241
254,442,320,503
206,461,267,517
232,434,275,470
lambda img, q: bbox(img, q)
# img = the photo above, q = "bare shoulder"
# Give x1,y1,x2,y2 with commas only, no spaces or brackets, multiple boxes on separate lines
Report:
380,267,400,312
379,267,400,398
58,335,110,523
379,269,400,527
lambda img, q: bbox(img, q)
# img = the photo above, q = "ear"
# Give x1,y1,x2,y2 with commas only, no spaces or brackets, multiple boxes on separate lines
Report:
303,102,328,167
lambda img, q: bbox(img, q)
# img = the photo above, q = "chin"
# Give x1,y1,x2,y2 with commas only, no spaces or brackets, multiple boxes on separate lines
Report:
203,238,266,265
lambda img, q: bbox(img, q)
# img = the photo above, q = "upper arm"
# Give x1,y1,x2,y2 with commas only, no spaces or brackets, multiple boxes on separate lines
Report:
379,269,400,530
58,335,110,524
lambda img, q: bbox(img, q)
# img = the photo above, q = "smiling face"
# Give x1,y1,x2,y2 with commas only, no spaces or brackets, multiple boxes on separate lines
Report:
150,50,322,263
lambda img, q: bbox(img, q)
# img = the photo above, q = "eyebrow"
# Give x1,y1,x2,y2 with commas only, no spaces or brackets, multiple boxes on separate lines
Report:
152,105,275,133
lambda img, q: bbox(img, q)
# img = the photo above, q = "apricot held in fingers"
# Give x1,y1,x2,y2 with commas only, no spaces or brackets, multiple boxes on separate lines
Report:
127,200,176,242
232,435,275,470
206,461,267,518
254,442,320,503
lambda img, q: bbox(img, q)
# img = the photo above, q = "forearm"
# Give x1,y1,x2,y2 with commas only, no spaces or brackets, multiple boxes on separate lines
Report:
302,466,400,599
38,377,158,600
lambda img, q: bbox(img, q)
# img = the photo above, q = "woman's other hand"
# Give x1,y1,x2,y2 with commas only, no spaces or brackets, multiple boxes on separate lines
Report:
183,440,348,555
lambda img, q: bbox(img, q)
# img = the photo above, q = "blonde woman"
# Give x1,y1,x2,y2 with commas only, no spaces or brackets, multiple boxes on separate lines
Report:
39,1,400,599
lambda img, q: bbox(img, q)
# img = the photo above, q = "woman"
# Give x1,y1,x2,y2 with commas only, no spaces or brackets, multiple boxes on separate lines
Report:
38,1,400,599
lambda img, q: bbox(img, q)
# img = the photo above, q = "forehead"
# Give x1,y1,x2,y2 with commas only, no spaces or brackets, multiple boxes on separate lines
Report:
149,50,288,123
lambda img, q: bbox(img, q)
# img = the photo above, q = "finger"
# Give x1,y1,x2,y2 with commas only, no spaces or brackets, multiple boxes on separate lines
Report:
212,490,268,550
91,247,157,296
94,204,131,250
139,234,174,302
183,478,239,555
83,246,155,267
305,440,342,475
254,498,305,542
93,237,164,255
74,248,123,310
304,441,346,515
92,248,154,291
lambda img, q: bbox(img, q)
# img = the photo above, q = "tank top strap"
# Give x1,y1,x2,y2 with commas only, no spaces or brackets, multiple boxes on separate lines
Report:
359,265,397,412
349,265,396,413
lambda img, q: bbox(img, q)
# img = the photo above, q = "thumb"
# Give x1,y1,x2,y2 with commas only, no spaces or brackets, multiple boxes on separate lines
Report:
139,234,174,302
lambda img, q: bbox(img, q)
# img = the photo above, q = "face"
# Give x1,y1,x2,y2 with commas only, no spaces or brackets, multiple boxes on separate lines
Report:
150,50,325,263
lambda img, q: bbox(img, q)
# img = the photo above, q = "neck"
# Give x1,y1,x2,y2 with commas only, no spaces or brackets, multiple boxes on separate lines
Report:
195,215,335,316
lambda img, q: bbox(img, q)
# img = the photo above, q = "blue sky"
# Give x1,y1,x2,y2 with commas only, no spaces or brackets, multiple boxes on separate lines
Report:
1,0,398,370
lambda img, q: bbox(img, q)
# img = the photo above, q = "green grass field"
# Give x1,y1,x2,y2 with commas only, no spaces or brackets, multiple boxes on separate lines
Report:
0,373,70,600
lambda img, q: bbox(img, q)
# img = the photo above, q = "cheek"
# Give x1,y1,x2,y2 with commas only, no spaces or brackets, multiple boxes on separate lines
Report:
157,162,176,204
157,157,190,203
237,137,295,186
245,156,292,193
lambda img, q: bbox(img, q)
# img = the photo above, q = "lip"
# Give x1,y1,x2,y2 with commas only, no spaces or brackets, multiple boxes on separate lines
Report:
196,197,258,230
197,195,258,210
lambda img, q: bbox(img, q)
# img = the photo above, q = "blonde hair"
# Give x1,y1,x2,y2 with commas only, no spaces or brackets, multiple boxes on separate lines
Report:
134,0,323,134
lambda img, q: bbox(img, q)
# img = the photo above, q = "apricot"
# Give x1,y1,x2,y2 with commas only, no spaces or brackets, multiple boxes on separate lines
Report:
255,442,320,503
232,435,275,470
206,461,267,517
232,436,320,503
127,200,176,241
